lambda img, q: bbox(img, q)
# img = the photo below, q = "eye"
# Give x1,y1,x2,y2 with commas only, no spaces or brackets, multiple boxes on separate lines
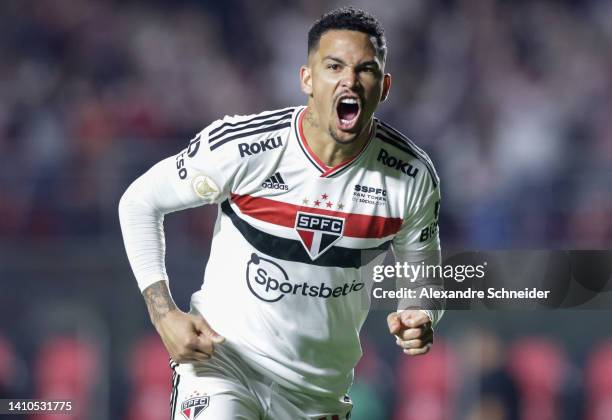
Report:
327,63,341,71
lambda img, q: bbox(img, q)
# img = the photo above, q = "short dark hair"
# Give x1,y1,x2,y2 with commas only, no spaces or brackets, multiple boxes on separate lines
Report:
307,7,387,61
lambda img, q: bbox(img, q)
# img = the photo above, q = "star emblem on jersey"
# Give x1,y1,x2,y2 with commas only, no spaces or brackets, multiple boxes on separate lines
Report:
294,211,345,260
180,395,209,419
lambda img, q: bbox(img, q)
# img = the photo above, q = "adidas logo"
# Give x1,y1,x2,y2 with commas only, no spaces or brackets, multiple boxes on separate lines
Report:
262,172,289,191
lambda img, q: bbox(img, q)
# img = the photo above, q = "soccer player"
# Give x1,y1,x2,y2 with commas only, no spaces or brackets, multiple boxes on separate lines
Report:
119,7,442,420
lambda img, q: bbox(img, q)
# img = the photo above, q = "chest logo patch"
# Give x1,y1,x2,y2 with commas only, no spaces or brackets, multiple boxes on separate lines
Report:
180,396,209,419
295,212,345,260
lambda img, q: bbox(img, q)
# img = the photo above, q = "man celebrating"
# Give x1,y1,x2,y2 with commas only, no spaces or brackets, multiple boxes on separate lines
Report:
119,7,442,419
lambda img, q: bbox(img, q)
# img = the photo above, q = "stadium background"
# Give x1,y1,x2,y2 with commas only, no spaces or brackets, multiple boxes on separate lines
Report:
0,0,611,419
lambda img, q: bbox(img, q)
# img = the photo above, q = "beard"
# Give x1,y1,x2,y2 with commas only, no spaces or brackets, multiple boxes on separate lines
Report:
329,126,354,144
328,120,367,145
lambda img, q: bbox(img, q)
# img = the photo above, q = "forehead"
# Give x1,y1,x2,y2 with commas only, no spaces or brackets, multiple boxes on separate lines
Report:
311,30,379,63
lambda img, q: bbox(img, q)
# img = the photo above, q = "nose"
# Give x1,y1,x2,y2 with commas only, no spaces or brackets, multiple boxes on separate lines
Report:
340,67,359,89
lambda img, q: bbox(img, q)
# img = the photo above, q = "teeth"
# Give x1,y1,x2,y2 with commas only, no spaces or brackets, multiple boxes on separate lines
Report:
340,98,358,104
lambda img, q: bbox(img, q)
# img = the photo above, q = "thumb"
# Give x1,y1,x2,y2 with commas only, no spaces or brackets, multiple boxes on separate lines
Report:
387,312,402,334
193,316,225,343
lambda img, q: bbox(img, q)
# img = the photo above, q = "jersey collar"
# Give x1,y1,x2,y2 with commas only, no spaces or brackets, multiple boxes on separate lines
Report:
294,107,375,178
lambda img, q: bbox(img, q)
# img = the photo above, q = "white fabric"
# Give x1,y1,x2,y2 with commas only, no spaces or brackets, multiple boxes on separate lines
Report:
119,106,442,397
172,341,352,420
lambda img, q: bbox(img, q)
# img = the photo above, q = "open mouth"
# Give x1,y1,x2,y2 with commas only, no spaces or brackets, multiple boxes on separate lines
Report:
336,97,361,131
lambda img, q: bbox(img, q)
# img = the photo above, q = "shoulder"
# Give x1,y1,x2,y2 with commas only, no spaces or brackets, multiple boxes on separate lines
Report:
373,118,440,189
202,106,297,154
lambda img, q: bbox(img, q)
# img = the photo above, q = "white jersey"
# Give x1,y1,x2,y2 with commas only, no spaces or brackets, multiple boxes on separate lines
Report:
119,106,441,398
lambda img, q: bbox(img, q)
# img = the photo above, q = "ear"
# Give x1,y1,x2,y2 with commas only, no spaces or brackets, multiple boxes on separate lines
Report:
300,65,313,96
380,73,391,102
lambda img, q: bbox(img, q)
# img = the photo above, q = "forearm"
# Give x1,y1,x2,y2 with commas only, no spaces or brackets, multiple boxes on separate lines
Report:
142,280,179,327
395,249,445,327
118,157,205,291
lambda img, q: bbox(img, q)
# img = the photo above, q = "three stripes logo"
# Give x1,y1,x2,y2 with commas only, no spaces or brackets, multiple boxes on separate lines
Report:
262,172,289,191
208,108,293,152
295,212,345,260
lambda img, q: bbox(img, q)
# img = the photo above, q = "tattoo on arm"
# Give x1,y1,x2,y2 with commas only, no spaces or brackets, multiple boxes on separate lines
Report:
143,280,178,325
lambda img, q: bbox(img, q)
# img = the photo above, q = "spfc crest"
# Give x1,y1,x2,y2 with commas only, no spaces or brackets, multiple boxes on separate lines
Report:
295,211,345,260
180,396,209,420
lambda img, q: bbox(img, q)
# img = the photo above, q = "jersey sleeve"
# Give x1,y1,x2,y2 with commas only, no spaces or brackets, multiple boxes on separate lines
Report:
392,171,444,326
393,172,441,253
118,120,239,291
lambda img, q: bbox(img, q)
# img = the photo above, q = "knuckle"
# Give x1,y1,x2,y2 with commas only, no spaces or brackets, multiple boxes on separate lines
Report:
404,329,419,340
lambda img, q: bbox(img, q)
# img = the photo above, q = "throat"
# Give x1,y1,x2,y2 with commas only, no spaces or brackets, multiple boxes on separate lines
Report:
301,108,372,168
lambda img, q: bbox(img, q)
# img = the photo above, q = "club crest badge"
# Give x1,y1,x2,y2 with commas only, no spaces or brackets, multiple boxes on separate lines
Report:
180,396,209,420
295,211,345,260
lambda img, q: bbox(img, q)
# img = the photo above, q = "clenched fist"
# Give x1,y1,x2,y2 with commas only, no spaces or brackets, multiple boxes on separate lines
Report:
387,310,433,356
155,309,225,363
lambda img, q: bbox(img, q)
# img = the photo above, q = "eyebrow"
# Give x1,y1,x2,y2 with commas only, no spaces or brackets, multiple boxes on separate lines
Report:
322,56,381,69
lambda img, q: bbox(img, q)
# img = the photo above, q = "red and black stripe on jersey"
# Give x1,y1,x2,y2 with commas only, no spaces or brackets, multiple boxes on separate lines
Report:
220,197,397,268
231,193,401,237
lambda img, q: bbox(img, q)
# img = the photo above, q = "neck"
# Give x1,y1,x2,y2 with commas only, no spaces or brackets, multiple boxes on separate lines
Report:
301,107,372,168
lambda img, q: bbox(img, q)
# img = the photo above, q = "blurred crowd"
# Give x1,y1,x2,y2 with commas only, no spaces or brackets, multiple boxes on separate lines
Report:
0,0,611,247
3,325,612,420
1,1,612,419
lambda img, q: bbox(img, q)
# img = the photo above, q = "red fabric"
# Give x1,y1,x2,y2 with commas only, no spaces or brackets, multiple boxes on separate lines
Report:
231,194,402,239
